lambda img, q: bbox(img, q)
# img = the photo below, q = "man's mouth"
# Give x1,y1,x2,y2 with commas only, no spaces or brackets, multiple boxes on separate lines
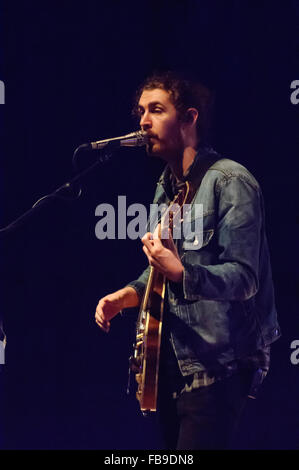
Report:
147,134,158,141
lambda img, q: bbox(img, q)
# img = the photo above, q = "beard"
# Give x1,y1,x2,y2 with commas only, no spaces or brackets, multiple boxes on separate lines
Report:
144,136,161,157
145,134,184,162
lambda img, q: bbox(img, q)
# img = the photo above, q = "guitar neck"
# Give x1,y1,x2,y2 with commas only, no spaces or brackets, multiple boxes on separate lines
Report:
141,266,155,312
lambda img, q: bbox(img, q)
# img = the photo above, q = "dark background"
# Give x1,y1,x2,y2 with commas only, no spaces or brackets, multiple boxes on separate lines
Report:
0,0,298,450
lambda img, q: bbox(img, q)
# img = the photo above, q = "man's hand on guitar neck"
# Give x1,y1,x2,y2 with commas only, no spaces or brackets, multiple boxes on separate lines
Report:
95,287,139,333
141,225,184,283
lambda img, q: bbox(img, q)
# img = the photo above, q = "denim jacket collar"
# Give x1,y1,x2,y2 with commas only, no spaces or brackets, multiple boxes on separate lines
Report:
158,145,221,200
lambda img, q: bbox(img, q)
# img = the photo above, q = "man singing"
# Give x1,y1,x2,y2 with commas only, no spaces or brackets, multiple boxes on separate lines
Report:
94,72,280,449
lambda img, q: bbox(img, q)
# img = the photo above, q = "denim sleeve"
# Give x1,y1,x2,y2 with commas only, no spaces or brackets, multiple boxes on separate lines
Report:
182,175,262,301
126,265,150,302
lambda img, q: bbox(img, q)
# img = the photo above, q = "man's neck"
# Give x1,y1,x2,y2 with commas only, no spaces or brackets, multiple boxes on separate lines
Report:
169,146,198,181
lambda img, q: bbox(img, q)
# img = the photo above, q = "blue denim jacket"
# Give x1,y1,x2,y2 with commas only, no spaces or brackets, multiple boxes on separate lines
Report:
127,147,281,376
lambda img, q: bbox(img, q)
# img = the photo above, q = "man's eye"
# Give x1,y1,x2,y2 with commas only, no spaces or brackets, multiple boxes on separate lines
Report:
153,108,163,113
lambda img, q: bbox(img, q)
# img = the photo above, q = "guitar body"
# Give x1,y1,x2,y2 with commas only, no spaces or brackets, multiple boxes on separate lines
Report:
131,181,195,415
134,268,165,413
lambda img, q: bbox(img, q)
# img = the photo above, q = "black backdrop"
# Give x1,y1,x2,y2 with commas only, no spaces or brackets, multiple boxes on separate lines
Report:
0,0,298,450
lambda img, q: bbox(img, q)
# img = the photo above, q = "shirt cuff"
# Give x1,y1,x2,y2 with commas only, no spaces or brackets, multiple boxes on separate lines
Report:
125,281,145,303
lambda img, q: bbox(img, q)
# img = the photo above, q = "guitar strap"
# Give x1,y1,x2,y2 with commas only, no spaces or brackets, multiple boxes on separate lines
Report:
183,148,222,200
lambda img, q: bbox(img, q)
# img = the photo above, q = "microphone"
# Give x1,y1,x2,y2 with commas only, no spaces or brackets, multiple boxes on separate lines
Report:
87,130,148,150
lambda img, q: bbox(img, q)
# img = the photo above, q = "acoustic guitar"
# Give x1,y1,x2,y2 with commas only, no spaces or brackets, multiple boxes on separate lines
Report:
130,181,195,415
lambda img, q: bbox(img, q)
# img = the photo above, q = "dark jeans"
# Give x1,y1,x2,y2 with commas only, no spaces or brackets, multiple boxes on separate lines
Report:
157,369,255,450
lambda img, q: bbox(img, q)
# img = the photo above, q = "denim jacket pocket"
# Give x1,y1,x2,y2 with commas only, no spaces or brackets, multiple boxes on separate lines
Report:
182,228,214,252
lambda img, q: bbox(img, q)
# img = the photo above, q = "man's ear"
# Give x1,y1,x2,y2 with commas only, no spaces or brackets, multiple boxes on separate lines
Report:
184,108,199,126
180,107,199,146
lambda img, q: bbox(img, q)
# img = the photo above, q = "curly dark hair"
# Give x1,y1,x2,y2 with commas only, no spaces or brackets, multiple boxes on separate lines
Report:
132,71,214,144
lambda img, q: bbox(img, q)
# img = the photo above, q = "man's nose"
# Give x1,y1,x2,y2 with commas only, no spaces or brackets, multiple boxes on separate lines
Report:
140,111,152,130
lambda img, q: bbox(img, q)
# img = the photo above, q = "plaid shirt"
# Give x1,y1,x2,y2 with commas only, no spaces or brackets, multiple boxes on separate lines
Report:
171,346,270,399
159,304,271,400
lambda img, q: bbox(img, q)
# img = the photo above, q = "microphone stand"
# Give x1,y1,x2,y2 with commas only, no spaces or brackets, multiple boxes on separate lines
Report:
0,144,112,237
